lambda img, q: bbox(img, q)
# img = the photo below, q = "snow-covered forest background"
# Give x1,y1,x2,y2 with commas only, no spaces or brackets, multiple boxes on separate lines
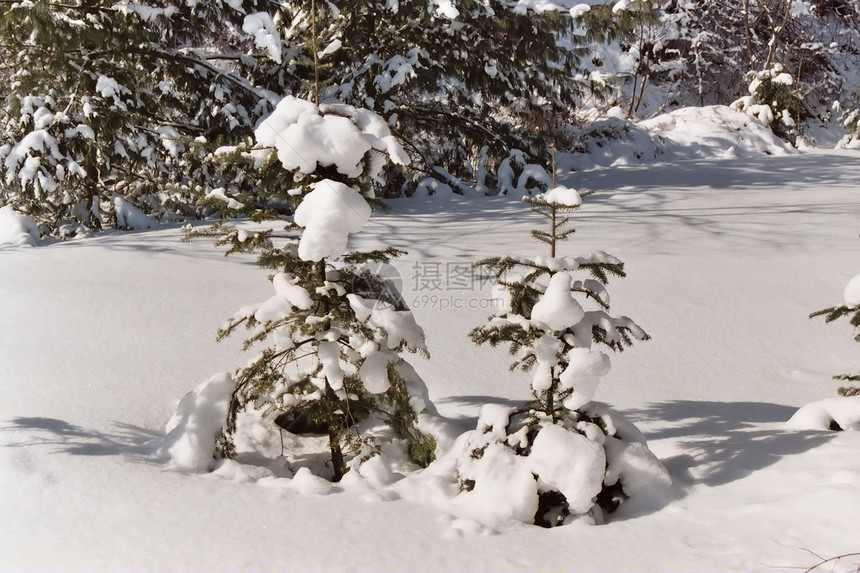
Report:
1,0,860,571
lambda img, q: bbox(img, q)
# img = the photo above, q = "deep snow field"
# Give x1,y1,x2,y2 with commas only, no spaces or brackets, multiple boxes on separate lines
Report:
2,147,860,571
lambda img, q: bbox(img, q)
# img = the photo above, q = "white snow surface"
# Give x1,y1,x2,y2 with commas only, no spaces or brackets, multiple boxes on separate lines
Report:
2,149,860,571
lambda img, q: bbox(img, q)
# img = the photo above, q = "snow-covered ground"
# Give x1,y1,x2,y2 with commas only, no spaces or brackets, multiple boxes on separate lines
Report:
2,148,860,572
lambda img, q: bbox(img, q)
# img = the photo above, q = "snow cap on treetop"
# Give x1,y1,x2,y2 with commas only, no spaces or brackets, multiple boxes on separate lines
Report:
254,96,408,180
530,186,582,208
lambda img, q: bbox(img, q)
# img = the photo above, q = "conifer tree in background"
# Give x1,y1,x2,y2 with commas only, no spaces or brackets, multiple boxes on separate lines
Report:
276,0,619,195
0,0,292,235
453,149,668,526
5,0,860,230
0,0,660,230
810,272,860,397
636,0,858,135
184,0,435,481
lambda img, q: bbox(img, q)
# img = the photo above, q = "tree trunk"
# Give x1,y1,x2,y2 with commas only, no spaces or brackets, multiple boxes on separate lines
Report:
317,256,346,481
744,0,754,71
327,425,346,482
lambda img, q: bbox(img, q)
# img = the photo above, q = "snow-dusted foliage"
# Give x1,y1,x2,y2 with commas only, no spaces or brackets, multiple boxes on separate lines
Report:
5,0,860,230
460,181,666,526
183,96,435,481
0,0,292,234
449,402,670,526
732,65,804,142
809,270,860,398
835,102,860,149
566,0,860,145
275,0,613,195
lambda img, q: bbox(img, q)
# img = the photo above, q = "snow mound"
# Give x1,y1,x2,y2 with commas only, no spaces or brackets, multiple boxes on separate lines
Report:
444,403,671,528
0,205,40,247
559,347,612,410
112,196,157,230
564,105,796,171
844,273,860,309
290,467,335,495
786,397,860,431
528,423,606,514
158,372,235,471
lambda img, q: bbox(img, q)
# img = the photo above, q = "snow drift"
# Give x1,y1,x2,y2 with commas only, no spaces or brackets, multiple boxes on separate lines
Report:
564,105,795,172
0,205,40,247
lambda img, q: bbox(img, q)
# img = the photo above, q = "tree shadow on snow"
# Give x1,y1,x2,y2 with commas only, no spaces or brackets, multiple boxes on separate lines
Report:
572,154,860,192
1,417,161,462
568,155,860,251
623,401,836,488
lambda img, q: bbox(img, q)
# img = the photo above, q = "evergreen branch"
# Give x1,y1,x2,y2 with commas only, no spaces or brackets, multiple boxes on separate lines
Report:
571,286,610,310
579,262,627,283
157,48,272,101
810,305,852,323
341,247,406,264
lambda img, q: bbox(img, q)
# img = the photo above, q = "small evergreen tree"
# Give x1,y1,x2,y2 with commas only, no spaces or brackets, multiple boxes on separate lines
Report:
453,153,667,526
185,4,435,481
470,151,649,419
732,64,806,141
810,271,860,397
190,96,436,481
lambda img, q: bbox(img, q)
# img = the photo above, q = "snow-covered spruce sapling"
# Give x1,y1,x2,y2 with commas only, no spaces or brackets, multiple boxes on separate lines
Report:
731,65,805,142
810,272,860,397
460,178,668,526
181,107,434,484
173,1,435,482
